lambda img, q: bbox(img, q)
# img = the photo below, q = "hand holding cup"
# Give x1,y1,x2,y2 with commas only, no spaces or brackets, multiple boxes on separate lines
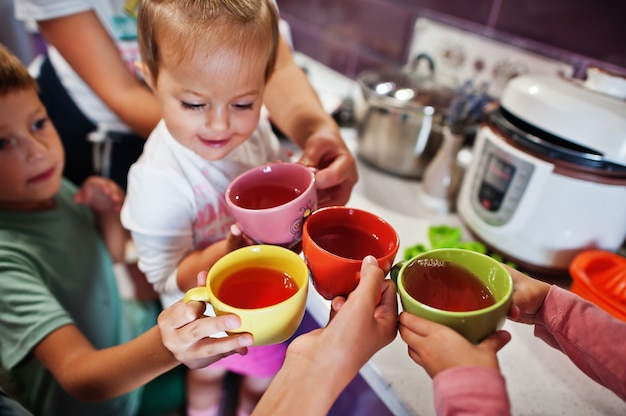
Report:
226,162,318,248
392,248,513,344
183,245,309,346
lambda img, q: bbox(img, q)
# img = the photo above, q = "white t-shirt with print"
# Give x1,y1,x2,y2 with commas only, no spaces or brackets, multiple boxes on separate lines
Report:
121,118,288,309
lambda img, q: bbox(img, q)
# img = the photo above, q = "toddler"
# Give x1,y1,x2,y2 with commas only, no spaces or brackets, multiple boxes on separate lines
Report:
121,1,289,414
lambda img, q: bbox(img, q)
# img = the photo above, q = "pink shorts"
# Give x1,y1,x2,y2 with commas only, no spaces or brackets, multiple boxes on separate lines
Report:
209,342,287,378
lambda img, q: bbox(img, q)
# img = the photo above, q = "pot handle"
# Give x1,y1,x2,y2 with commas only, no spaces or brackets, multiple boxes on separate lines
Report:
408,53,436,76
390,260,406,286
414,106,434,155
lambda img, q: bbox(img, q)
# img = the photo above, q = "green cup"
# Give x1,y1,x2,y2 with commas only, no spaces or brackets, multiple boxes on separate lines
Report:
392,248,513,344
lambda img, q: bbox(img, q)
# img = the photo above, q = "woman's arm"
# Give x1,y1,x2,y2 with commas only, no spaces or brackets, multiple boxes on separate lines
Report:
263,37,331,148
263,37,358,206
37,10,160,137
253,257,398,415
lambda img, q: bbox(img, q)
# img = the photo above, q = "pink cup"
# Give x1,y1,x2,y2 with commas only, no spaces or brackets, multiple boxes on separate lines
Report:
226,162,318,247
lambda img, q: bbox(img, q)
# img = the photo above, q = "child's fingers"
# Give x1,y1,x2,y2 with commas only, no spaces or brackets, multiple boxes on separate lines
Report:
73,186,91,204
162,303,250,346
196,271,208,287
478,330,511,354
180,314,253,363
230,224,242,237
398,310,439,337
165,312,252,369
158,300,206,329
398,314,425,344
225,225,248,251
405,346,426,368
168,326,253,368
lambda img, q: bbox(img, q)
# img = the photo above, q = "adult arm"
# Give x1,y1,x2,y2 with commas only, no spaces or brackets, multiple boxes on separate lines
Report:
264,37,358,206
253,256,398,415
37,10,160,137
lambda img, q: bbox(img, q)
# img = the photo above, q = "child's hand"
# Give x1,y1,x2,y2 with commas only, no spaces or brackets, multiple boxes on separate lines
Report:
74,176,124,214
398,312,511,379
157,297,253,370
225,224,254,252
506,266,552,324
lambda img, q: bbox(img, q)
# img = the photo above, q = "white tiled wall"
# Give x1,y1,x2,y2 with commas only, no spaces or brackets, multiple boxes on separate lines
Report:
408,18,574,98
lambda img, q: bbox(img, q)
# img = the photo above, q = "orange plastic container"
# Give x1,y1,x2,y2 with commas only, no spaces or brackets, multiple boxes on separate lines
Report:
569,250,626,322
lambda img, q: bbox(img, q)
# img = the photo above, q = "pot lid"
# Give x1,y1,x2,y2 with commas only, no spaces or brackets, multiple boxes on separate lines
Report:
357,54,456,112
500,71,626,166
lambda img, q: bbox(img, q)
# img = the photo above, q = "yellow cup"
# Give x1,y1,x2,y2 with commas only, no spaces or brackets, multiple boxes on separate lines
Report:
183,245,309,346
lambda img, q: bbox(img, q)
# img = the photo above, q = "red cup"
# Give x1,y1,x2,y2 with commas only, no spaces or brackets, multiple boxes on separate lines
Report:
302,206,400,300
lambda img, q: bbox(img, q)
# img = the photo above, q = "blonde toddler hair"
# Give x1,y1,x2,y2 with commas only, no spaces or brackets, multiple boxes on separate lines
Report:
137,0,279,82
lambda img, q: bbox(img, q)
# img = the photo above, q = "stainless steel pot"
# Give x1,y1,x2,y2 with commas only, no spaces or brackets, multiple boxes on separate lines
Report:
355,54,456,179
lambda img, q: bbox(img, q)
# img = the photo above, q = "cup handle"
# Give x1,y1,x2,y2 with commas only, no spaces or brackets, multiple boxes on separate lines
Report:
390,261,406,285
183,286,211,303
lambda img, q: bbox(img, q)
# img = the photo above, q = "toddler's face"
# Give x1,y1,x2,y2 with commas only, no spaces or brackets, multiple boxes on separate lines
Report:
145,45,269,161
0,89,64,211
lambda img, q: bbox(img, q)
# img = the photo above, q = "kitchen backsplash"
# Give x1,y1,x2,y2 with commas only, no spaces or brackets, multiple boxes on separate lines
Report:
276,0,626,87
407,18,575,98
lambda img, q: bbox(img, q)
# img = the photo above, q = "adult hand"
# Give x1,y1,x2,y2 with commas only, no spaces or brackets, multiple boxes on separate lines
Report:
288,256,397,386
264,36,358,207
328,255,398,361
399,312,510,379
298,129,358,207
253,256,397,415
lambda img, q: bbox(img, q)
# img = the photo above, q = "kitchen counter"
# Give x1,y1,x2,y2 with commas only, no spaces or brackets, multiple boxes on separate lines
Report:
295,52,626,416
